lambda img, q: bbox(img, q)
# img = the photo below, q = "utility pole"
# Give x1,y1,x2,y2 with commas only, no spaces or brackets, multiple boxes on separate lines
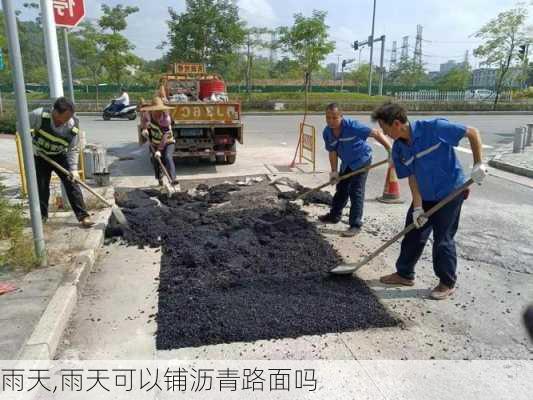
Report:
40,0,64,99
368,0,377,96
390,40,398,70
2,0,47,264
246,31,252,94
414,25,423,66
379,35,386,96
63,28,75,103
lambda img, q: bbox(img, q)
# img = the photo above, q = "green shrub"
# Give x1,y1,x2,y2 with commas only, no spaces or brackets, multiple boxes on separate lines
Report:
0,111,16,134
0,180,38,270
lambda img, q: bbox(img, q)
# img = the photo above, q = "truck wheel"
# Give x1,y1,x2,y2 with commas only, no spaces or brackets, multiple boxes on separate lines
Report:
226,144,237,164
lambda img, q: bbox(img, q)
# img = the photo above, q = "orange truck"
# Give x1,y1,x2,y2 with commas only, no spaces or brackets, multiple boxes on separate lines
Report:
139,63,243,164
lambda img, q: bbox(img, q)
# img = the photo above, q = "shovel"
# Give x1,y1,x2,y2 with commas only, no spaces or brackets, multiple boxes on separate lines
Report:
37,152,129,228
295,159,389,201
156,156,178,197
330,179,474,275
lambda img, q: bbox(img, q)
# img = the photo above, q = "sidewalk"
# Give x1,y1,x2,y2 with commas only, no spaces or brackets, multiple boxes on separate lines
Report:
0,135,113,360
489,144,533,179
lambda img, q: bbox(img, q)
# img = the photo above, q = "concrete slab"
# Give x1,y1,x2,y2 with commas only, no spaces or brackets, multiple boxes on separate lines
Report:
56,244,160,359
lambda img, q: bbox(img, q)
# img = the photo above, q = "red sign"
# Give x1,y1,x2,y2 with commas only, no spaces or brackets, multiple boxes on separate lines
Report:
53,0,85,28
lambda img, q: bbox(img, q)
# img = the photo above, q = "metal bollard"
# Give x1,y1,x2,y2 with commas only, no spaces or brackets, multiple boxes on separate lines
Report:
527,124,533,147
513,127,526,153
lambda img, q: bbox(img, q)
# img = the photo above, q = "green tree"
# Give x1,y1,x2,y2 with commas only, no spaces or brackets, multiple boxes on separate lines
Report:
165,0,246,77
70,21,105,102
474,6,528,108
270,56,301,80
436,67,472,90
97,4,140,86
244,27,272,92
346,64,380,91
98,4,140,33
278,10,335,89
388,59,428,87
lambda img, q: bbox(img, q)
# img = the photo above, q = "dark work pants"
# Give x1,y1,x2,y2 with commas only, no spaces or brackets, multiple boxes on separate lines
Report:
330,160,371,228
151,144,176,182
396,195,464,288
34,154,89,221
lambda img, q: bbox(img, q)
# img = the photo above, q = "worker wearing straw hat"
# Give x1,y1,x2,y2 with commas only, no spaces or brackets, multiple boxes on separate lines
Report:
140,97,178,186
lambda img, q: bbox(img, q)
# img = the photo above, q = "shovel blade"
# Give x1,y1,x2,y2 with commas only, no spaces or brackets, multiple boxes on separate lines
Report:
329,263,359,275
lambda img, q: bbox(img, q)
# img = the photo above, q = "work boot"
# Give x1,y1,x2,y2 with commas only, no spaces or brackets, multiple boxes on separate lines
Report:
80,216,95,228
430,282,456,300
341,226,360,237
318,213,340,224
379,272,415,287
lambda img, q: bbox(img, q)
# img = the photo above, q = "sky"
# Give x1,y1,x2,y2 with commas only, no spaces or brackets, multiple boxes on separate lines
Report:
10,0,533,72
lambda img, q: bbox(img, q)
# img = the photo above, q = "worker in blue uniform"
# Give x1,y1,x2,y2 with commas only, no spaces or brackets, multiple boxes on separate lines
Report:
371,102,487,300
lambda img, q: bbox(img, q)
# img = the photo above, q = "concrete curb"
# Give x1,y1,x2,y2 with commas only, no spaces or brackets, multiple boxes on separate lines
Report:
488,158,533,179
17,210,110,360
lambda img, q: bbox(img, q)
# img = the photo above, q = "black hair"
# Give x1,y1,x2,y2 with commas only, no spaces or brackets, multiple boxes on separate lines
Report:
326,102,342,113
371,102,408,125
53,97,75,114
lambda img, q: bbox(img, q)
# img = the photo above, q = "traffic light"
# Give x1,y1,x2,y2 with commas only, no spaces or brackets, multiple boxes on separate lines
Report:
518,44,527,60
353,41,359,51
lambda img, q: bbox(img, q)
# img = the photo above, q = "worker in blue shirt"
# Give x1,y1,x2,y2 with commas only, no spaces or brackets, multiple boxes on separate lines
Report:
319,103,391,237
371,102,487,300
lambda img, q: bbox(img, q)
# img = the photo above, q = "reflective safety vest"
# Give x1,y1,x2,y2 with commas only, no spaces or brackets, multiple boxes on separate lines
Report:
149,122,175,146
31,112,79,155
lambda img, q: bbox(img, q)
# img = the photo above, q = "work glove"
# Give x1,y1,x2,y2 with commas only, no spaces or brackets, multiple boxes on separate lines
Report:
329,171,340,184
141,129,149,139
471,162,488,185
154,151,162,159
412,207,428,229
69,170,80,182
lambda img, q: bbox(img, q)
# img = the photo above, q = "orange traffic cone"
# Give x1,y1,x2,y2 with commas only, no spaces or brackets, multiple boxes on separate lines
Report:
376,164,404,204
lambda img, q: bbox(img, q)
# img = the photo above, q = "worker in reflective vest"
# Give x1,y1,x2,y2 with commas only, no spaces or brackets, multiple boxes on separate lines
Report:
140,97,178,186
371,102,487,300
29,97,93,228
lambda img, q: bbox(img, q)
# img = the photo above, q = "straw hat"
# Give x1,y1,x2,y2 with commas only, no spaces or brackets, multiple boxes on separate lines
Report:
140,97,173,112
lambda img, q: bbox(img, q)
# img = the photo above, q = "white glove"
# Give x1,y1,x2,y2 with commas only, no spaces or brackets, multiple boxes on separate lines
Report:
141,129,149,139
154,151,161,159
471,162,488,185
329,171,340,183
412,207,428,229
69,170,80,181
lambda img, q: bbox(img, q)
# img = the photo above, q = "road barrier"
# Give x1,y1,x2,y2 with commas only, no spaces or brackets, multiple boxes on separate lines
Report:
298,123,316,172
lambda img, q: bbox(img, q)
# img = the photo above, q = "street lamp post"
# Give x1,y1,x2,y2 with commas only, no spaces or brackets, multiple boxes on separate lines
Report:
368,0,377,96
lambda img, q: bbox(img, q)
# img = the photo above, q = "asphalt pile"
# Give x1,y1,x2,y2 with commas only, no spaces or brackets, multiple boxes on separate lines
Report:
112,180,397,350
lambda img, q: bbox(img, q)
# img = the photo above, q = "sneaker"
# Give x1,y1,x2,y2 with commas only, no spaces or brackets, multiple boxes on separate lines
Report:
318,213,340,224
341,227,360,237
430,282,456,300
80,217,95,228
379,272,415,287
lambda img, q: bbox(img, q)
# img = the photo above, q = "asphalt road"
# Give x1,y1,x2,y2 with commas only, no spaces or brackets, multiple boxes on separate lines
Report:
57,113,533,360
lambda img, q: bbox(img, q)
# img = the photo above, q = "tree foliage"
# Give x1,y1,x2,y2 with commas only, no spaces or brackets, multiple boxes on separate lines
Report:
278,10,335,86
436,66,472,90
474,6,528,107
165,0,246,77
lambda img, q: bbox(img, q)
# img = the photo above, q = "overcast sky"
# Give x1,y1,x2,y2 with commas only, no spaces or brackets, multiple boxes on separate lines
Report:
11,0,533,72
